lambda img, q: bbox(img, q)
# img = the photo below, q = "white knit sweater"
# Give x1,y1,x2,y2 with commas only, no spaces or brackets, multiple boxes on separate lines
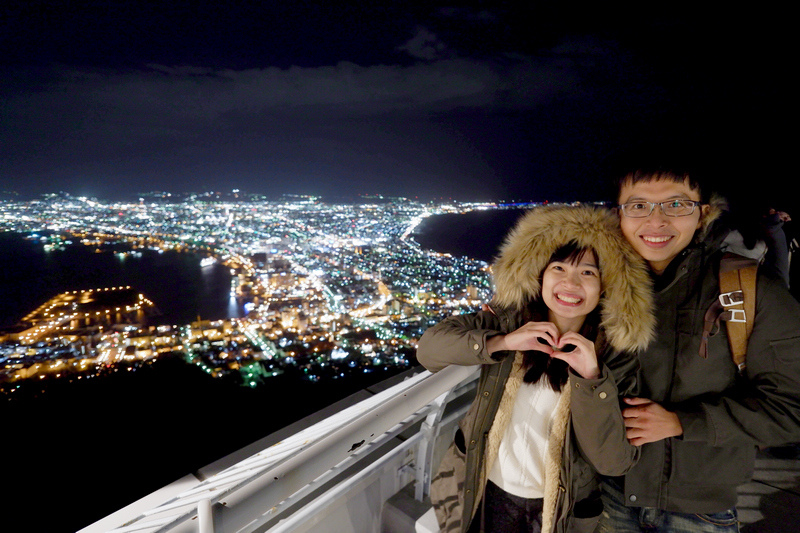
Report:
487,378,561,499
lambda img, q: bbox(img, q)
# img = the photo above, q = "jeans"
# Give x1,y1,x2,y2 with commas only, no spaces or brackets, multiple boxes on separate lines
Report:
468,480,543,533
596,477,740,533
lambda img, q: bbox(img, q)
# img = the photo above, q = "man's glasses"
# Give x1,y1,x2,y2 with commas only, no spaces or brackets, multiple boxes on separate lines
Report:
618,200,703,218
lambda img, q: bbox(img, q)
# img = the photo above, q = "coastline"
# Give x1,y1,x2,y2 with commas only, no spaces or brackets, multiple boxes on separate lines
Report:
0,232,240,329
412,208,528,263
0,207,526,533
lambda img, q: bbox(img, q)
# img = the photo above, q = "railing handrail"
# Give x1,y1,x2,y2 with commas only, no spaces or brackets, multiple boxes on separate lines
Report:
82,364,479,533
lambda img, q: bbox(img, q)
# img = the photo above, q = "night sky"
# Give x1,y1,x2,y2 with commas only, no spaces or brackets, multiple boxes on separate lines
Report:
1,2,795,209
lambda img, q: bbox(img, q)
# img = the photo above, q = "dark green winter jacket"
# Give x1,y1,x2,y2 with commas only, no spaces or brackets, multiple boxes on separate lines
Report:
618,210,800,513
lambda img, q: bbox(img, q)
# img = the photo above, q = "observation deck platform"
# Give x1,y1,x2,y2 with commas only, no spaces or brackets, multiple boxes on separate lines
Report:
79,366,800,533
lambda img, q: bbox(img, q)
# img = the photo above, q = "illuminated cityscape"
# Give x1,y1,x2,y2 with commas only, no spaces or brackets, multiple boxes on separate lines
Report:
0,192,536,394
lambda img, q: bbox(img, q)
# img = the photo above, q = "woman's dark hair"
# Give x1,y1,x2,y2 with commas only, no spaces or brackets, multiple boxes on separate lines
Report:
521,241,601,391
549,240,600,268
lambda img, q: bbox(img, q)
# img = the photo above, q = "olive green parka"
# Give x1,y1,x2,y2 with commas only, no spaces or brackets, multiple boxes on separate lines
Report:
616,198,800,513
418,205,655,533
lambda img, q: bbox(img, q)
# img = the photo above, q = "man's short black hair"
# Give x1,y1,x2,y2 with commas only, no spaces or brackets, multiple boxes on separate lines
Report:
616,168,708,203
597,143,716,205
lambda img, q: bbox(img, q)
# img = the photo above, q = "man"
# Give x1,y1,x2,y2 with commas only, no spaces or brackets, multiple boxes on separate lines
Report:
761,207,793,289
597,168,800,532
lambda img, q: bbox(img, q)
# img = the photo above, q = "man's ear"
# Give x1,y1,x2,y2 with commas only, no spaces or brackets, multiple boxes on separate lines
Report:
696,203,711,229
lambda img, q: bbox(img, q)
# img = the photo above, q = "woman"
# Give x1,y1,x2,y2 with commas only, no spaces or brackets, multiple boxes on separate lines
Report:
418,205,655,533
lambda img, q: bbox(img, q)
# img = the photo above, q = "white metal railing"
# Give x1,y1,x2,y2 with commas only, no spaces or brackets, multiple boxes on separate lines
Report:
80,364,480,533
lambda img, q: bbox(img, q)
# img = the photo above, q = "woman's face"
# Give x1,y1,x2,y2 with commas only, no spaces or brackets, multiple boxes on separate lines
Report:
541,251,601,332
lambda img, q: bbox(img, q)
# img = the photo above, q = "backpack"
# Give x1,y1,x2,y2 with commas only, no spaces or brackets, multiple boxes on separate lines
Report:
701,252,758,372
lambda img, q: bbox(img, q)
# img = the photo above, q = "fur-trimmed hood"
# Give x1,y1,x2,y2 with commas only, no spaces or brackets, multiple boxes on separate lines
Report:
491,205,655,353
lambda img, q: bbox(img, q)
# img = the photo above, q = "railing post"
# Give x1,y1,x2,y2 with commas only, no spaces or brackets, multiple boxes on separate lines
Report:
414,392,448,501
198,498,214,533
413,367,479,502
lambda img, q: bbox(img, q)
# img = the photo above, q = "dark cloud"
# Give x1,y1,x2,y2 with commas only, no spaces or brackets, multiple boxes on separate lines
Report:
0,3,795,208
1,34,633,200
397,27,450,61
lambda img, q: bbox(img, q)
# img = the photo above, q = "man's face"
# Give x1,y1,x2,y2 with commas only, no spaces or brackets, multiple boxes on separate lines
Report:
618,178,706,274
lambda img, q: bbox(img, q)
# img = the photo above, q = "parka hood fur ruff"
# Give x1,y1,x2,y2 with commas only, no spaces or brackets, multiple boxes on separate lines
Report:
491,205,655,353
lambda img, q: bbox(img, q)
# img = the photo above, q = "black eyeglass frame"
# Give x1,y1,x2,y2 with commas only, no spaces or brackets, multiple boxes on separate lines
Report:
618,200,705,218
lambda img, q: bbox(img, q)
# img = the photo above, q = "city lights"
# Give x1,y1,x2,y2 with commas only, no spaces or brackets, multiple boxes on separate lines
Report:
0,193,540,390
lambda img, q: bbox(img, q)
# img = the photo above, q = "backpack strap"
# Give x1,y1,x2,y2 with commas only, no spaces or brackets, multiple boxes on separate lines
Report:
718,253,758,372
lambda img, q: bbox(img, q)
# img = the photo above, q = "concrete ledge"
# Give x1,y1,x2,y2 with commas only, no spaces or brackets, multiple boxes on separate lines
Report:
383,483,438,533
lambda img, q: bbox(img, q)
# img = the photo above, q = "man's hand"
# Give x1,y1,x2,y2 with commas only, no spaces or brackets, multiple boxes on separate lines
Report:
622,397,683,446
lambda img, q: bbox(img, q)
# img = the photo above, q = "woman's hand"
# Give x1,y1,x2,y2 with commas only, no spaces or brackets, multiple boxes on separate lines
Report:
486,321,560,354
487,322,600,379
549,331,600,380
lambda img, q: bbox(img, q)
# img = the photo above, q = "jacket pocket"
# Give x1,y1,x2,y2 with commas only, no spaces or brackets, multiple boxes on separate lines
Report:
566,515,601,533
572,491,603,519
454,427,466,454
772,336,800,366
675,328,737,399
670,439,754,485
571,454,599,493
430,439,468,532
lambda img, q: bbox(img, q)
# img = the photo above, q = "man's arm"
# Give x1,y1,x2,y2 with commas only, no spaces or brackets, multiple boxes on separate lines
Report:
623,397,683,446
628,276,800,448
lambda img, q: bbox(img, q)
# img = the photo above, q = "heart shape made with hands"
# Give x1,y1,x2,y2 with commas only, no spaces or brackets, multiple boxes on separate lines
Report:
536,336,577,353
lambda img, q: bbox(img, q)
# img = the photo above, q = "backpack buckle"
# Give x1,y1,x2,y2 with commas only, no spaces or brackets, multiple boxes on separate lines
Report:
719,290,744,307
719,291,747,323
727,309,747,323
